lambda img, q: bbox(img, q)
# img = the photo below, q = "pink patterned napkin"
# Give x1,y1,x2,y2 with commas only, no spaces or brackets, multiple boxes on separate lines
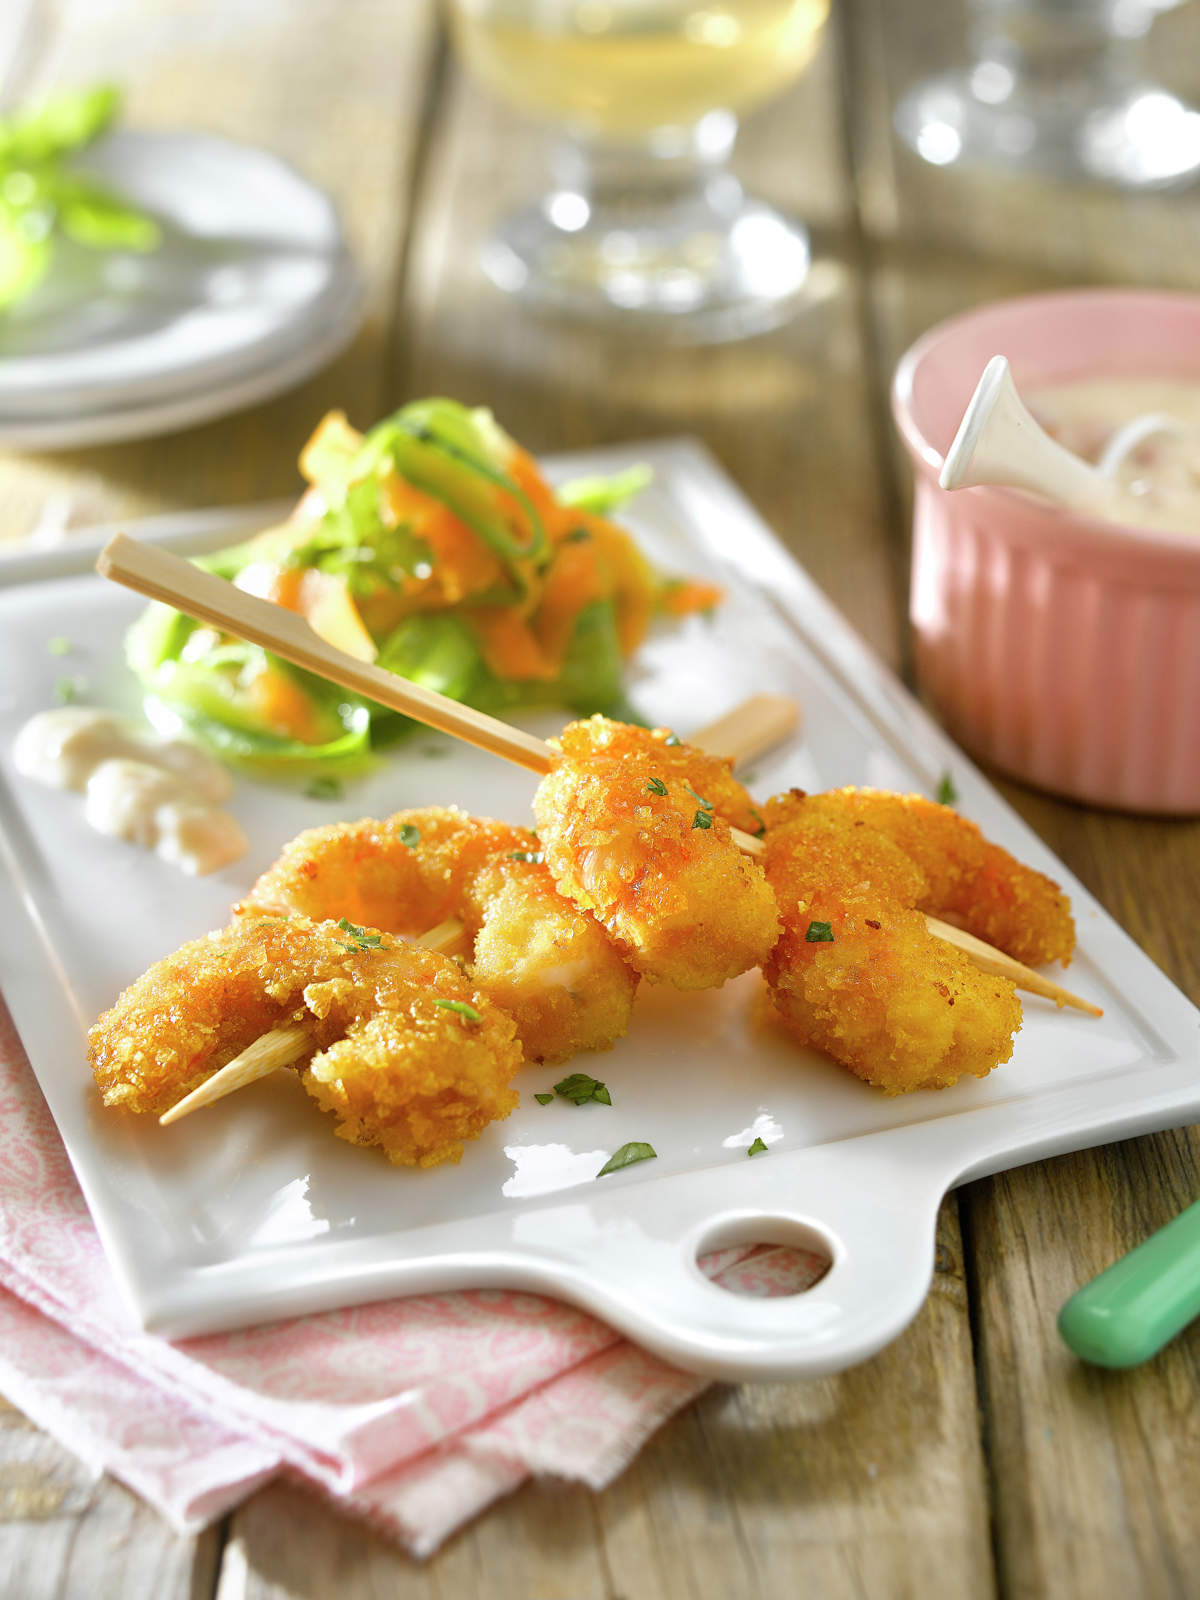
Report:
0,999,823,1556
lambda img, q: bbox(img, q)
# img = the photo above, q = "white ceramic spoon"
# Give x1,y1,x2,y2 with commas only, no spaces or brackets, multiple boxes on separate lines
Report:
938,354,1162,521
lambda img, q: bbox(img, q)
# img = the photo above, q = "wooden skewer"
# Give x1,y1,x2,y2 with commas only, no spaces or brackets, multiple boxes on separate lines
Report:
733,829,1100,1015
684,693,800,767
158,1024,310,1124
922,916,1103,1017
99,534,556,774
159,917,465,1125
100,534,1097,1019
156,701,799,1128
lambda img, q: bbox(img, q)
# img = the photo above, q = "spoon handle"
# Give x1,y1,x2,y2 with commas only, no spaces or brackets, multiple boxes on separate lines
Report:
940,354,1118,514
1058,1195,1200,1368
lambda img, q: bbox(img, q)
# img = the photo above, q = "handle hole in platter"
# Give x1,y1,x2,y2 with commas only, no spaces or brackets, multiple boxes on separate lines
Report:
694,1213,834,1300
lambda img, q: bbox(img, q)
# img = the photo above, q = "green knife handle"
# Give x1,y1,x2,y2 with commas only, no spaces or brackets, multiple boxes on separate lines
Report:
1058,1196,1200,1368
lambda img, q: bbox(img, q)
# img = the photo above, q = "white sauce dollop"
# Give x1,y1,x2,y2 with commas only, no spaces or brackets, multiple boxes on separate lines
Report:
1028,376,1200,536
13,708,247,877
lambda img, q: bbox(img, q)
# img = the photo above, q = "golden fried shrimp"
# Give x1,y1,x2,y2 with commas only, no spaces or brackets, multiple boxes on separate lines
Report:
533,716,780,990
243,806,637,1062
244,807,529,940
88,911,521,1166
762,797,1022,1093
799,788,1075,967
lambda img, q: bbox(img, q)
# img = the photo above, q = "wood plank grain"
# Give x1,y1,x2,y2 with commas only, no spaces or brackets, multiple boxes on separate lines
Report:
868,253,1200,1600
0,1397,221,1600
0,0,439,545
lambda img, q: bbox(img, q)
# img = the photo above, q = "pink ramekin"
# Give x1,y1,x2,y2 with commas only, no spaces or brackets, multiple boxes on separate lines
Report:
892,289,1200,815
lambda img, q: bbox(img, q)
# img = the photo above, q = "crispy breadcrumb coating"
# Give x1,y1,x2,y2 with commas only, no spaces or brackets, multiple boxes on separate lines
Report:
88,911,521,1165
243,805,637,1061
534,716,780,989
799,788,1075,967
763,798,1023,1093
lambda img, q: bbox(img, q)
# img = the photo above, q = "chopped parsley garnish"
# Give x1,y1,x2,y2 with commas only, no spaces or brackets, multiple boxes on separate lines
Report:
937,771,958,807
564,526,591,543
692,810,713,830
55,675,85,704
749,806,766,837
305,776,342,800
553,1071,612,1106
684,783,712,809
434,998,482,1023
508,849,545,864
663,732,681,747
336,917,385,951
747,1136,768,1157
534,1092,555,1106
597,1141,656,1177
740,769,759,785
422,745,451,759
47,636,71,656
646,777,668,797
805,920,834,943
398,822,420,849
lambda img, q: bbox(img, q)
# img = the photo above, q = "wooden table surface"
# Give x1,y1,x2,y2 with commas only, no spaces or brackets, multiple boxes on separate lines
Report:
3,2,1200,1596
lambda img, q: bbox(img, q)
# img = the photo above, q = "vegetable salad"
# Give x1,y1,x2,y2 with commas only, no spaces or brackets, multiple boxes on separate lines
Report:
127,399,719,776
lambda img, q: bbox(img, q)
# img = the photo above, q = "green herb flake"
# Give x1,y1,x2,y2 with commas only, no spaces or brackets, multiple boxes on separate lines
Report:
434,998,482,1024
646,777,668,797
422,746,451,759
508,849,545,864
597,1141,657,1177
663,732,681,747
740,769,759,785
747,1136,768,1157
553,1071,611,1106
805,920,834,943
305,776,342,800
564,526,591,543
336,917,385,951
684,783,712,809
534,1092,555,1106
55,675,84,704
399,822,421,849
936,771,958,807
749,806,766,838
47,636,71,656
692,809,713,830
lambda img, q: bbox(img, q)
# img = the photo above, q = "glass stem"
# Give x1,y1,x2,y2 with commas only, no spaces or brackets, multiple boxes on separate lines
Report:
547,111,741,232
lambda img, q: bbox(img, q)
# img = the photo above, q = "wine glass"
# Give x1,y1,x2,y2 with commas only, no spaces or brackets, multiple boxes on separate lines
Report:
894,0,1200,189
445,0,830,339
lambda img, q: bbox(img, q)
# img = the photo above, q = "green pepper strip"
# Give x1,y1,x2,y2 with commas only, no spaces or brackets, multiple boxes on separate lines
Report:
394,418,550,569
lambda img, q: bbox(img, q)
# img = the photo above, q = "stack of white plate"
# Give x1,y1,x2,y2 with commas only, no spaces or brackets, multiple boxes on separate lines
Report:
0,130,364,451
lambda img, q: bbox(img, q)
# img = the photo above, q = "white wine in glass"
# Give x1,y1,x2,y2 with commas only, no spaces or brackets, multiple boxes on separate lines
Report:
446,0,830,338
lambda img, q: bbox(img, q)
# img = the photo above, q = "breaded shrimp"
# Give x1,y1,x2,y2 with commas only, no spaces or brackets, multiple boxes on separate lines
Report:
88,911,521,1166
800,788,1075,967
533,716,779,989
762,795,1022,1093
243,806,637,1062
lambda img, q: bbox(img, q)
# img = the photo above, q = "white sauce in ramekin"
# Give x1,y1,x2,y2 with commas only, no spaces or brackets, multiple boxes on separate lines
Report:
1028,376,1200,536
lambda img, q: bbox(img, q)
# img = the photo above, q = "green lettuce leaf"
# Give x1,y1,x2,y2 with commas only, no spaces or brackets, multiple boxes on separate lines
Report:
558,464,652,515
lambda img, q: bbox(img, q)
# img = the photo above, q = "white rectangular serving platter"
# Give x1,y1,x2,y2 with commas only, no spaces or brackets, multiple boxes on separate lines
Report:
0,440,1197,1382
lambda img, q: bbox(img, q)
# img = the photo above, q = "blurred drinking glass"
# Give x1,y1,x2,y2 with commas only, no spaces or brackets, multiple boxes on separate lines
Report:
445,0,829,338
895,0,1200,189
